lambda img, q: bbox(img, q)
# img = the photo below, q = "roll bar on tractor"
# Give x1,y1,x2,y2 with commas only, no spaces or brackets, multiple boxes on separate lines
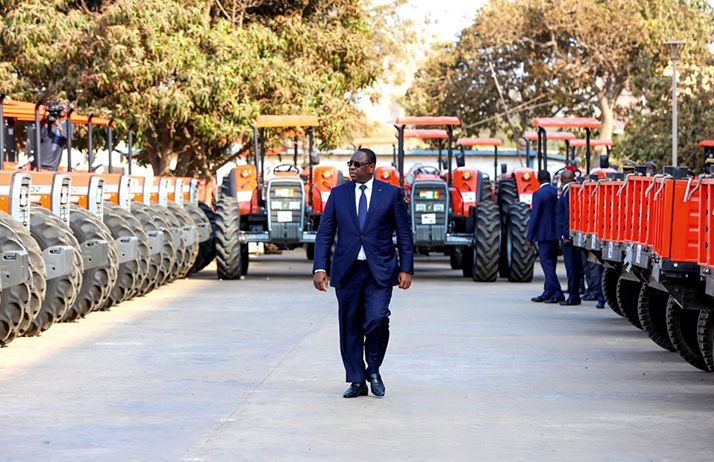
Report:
395,116,461,192
569,139,613,171
531,117,602,173
403,129,449,171
250,115,319,209
455,137,503,181
523,131,575,169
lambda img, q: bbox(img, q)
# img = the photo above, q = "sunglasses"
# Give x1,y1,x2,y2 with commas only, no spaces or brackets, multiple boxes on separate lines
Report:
347,160,374,168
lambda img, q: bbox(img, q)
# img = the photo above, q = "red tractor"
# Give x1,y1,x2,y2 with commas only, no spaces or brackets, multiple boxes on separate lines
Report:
394,116,499,281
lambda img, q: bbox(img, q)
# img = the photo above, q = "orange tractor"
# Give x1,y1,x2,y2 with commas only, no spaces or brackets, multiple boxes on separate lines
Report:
394,116,499,281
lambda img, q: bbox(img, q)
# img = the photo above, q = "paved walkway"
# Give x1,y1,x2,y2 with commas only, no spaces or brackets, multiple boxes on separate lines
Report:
1,253,713,461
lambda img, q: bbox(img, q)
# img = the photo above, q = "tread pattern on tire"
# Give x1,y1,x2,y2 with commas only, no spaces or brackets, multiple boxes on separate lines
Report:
472,202,500,282
602,267,622,316
637,284,675,352
154,206,188,282
215,197,243,280
167,203,199,279
0,215,32,345
101,203,139,309
497,179,517,278
616,277,643,330
130,202,166,293
106,203,151,297
666,297,711,372
185,202,215,275
697,309,714,371
505,202,535,282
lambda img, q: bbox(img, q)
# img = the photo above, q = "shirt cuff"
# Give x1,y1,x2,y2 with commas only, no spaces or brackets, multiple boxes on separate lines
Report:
314,269,326,273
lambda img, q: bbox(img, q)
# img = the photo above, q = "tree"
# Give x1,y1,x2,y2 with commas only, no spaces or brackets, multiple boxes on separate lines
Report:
405,0,712,154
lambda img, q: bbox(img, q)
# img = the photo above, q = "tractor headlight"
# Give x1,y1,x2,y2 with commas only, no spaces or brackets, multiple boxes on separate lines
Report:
462,172,471,180
382,171,391,179
523,172,531,181
322,170,333,179
241,170,251,178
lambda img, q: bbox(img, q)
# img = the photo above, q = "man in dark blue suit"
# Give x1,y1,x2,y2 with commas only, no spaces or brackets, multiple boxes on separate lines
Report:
556,168,581,305
313,148,414,398
527,170,564,303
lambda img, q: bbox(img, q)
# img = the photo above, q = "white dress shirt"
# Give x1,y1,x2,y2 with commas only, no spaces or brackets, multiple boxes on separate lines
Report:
355,177,374,260
315,176,374,273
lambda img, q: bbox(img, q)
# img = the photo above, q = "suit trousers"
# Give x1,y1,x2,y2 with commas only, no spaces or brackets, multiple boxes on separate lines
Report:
561,241,581,302
537,240,563,299
335,260,393,383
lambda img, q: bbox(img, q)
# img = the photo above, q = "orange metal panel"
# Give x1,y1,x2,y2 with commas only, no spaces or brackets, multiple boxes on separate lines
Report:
531,117,602,129
404,129,449,140
395,116,461,126
255,115,319,128
523,131,575,142
456,137,503,147
570,139,613,148
375,166,400,187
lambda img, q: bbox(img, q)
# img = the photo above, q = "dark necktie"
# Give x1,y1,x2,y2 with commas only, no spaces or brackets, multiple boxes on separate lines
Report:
358,184,367,229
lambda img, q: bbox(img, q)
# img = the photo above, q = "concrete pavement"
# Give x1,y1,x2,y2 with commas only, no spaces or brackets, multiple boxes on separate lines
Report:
1,252,713,461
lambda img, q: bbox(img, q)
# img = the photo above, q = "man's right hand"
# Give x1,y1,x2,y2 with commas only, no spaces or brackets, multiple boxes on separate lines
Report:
313,271,328,291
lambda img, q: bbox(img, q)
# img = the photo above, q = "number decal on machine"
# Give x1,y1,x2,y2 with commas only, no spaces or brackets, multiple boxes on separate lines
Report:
421,213,436,225
277,211,292,222
460,192,476,203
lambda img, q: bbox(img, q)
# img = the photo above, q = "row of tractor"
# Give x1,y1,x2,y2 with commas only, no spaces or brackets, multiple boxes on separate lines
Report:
0,97,217,347
570,143,714,372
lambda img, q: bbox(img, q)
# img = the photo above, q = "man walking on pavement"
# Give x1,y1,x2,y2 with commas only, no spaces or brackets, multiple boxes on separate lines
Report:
527,170,564,304
312,148,414,398
556,168,581,306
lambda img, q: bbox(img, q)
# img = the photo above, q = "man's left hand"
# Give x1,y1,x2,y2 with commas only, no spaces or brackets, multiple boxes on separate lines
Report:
398,272,412,290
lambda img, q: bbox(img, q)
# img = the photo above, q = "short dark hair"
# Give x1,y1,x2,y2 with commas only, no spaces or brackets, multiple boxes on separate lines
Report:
355,148,376,164
538,169,551,184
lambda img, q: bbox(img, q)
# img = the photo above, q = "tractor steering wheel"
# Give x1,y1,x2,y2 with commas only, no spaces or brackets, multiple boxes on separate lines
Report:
273,164,300,175
414,166,441,176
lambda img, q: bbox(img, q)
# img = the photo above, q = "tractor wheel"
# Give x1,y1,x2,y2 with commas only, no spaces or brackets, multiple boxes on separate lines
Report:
129,203,164,294
504,202,535,282
25,206,83,336
101,204,140,309
666,297,711,372
64,205,119,320
185,202,215,274
167,203,199,279
306,243,315,261
471,202,500,282
637,284,675,352
449,248,463,270
159,205,191,281
0,215,31,345
497,179,517,278
241,243,249,276
2,215,46,337
105,202,151,299
215,197,243,280
616,277,643,330
602,267,622,316
138,204,177,287
697,310,714,371
479,178,493,203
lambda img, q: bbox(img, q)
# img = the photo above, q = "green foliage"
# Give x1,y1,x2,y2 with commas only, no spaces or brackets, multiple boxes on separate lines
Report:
0,0,403,176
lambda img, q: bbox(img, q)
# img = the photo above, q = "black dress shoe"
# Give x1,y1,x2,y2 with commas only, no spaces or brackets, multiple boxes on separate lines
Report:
596,302,605,309
582,294,598,301
531,295,547,303
368,372,385,397
343,382,368,398
559,299,581,306
544,295,565,304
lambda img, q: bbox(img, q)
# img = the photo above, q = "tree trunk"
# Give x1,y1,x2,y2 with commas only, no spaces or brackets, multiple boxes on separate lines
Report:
598,95,614,141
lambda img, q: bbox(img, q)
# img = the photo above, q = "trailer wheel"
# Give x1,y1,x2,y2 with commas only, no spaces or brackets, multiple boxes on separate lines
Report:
504,202,535,282
666,297,711,372
215,197,243,280
168,203,199,279
2,214,47,337
64,205,119,320
601,267,622,316
637,284,675,352
497,179,517,278
137,204,177,288
471,202,500,282
0,216,31,345
697,310,714,371
185,202,215,274
152,206,184,283
26,206,83,335
101,204,140,308
616,277,643,330
105,203,151,298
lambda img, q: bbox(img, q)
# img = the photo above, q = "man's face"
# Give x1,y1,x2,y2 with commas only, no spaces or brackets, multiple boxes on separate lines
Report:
348,151,375,184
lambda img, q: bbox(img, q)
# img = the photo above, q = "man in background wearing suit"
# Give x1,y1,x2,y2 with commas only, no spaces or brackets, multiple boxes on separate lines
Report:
556,168,581,305
527,170,564,304
313,148,414,398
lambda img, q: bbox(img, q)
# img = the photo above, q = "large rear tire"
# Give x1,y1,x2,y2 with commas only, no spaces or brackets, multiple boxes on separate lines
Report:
637,284,675,352
602,267,622,316
106,203,151,298
666,297,711,372
26,206,83,335
697,310,714,371
151,206,186,283
215,197,243,280
497,179,518,278
479,177,493,203
471,202,500,282
129,202,164,294
186,202,216,274
167,203,199,279
2,214,47,338
0,215,32,345
616,277,643,330
504,202,535,282
101,204,140,309
138,204,177,288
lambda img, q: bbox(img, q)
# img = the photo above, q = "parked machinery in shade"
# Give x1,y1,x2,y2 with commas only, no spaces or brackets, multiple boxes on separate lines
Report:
394,116,500,281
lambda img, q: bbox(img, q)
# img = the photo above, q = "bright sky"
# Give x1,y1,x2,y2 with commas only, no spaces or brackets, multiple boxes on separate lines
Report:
360,0,486,128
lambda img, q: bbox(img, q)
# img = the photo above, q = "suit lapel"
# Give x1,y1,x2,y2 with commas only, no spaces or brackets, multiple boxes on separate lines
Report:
363,180,384,230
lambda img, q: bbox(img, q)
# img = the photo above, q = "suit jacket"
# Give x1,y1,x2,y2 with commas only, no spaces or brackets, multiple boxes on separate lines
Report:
527,183,558,242
313,179,414,288
555,183,571,241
